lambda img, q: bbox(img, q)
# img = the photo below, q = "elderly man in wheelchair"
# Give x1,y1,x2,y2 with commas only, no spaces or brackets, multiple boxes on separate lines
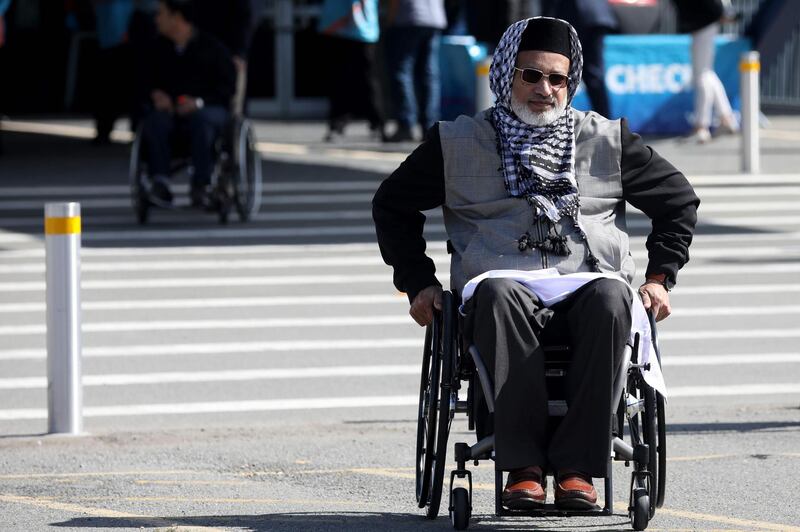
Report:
373,17,699,530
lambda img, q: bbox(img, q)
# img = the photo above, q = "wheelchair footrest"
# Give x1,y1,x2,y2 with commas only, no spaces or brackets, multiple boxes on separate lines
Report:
497,504,607,517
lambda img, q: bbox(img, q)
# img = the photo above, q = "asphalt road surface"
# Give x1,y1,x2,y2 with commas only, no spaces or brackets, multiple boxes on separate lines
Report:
0,126,799,531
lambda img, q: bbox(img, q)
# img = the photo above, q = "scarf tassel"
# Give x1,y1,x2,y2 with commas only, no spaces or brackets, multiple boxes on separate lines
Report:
517,231,571,256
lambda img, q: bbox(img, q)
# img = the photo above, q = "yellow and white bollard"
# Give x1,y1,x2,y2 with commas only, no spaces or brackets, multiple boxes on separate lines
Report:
45,202,83,435
740,51,760,174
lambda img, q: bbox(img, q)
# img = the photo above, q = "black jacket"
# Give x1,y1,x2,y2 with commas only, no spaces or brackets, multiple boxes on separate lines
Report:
145,30,236,108
672,0,724,33
373,120,700,303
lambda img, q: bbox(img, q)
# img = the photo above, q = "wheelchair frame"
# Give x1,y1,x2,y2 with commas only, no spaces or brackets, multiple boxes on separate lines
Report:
416,290,666,531
129,114,262,225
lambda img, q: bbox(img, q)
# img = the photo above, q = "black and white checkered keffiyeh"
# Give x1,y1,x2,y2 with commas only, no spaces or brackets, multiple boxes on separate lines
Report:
489,17,584,223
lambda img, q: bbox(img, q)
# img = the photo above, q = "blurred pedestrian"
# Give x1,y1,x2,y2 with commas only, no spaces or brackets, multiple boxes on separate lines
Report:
0,0,10,48
318,0,386,142
90,0,136,145
384,0,447,142
192,0,254,115
673,0,739,143
463,0,520,52
543,0,616,118
0,0,10,155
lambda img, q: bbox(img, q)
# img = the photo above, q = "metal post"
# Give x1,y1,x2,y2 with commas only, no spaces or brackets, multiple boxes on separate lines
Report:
475,56,494,113
740,51,760,174
45,202,83,435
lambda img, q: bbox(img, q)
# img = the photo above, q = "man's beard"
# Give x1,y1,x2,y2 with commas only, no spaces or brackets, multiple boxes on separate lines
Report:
511,96,567,126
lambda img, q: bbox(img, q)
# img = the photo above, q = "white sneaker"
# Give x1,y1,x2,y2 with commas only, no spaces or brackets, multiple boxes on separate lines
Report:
714,121,740,137
683,128,712,144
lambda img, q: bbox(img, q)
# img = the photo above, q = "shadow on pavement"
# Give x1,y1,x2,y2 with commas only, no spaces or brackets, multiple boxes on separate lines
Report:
667,420,800,433
53,511,633,531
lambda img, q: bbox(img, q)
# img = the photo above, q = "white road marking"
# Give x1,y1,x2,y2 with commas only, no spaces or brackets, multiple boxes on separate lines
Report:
0,294,406,313
0,242,405,259
688,174,800,185
0,232,797,261
2,295,798,315
0,193,374,210
669,383,800,397
2,383,799,420
670,305,800,316
660,329,800,340
0,181,379,196
675,284,800,295
0,315,416,335
2,182,798,198
0,224,427,244
0,338,423,361
0,395,420,420
0,365,422,389
661,353,800,366
0,273,400,292
5,261,800,293
0,255,439,274
1,355,798,390
694,201,800,212
2,268,800,297
3,213,800,244
5,245,800,274
692,186,800,197
0,209,376,228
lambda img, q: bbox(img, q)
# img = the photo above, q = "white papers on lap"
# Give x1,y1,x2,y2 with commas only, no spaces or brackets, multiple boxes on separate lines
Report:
461,269,666,397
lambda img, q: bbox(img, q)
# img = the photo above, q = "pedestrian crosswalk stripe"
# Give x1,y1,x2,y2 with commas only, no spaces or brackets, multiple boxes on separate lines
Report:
0,338,423,360
2,383,800,420
1,355,798,390
4,244,800,274
0,315,417,335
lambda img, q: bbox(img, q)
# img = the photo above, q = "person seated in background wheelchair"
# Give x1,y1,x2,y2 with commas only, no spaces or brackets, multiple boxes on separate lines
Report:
373,17,699,511
139,0,236,206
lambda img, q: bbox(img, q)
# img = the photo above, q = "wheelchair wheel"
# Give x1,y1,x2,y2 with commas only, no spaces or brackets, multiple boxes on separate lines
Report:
232,118,262,222
450,487,470,530
656,391,666,508
415,291,456,519
415,323,439,508
631,487,650,531
627,374,659,519
643,386,659,518
129,125,150,225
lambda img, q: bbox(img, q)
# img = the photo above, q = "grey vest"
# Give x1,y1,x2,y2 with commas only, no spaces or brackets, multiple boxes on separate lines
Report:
439,109,634,296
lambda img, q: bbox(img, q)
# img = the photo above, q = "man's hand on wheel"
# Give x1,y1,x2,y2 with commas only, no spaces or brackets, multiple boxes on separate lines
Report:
410,285,443,327
638,282,671,322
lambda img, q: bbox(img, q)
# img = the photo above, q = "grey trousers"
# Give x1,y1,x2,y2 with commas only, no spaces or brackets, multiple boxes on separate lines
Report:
463,277,632,477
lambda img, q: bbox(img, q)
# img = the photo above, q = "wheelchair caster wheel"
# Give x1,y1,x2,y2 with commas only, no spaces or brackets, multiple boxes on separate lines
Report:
631,488,650,531
450,487,470,530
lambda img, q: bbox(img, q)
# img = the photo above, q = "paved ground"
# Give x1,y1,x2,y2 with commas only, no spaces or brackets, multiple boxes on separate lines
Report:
0,115,799,531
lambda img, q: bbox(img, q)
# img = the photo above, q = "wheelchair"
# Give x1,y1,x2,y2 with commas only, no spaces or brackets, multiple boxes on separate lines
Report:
416,289,666,531
128,110,262,225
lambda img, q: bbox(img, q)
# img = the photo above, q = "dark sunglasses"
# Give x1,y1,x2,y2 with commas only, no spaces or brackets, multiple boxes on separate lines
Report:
514,67,569,88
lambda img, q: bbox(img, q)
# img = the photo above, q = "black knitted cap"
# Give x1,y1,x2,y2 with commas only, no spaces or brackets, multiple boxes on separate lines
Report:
518,18,571,58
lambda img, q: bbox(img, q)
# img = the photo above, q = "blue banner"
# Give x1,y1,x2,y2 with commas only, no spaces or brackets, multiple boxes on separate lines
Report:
571,34,751,134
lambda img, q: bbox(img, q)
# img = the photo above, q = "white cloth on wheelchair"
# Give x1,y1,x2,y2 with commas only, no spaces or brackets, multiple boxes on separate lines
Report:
460,269,666,397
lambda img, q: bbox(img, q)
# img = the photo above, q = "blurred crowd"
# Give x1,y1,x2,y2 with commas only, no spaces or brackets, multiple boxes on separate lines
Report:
0,0,755,146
